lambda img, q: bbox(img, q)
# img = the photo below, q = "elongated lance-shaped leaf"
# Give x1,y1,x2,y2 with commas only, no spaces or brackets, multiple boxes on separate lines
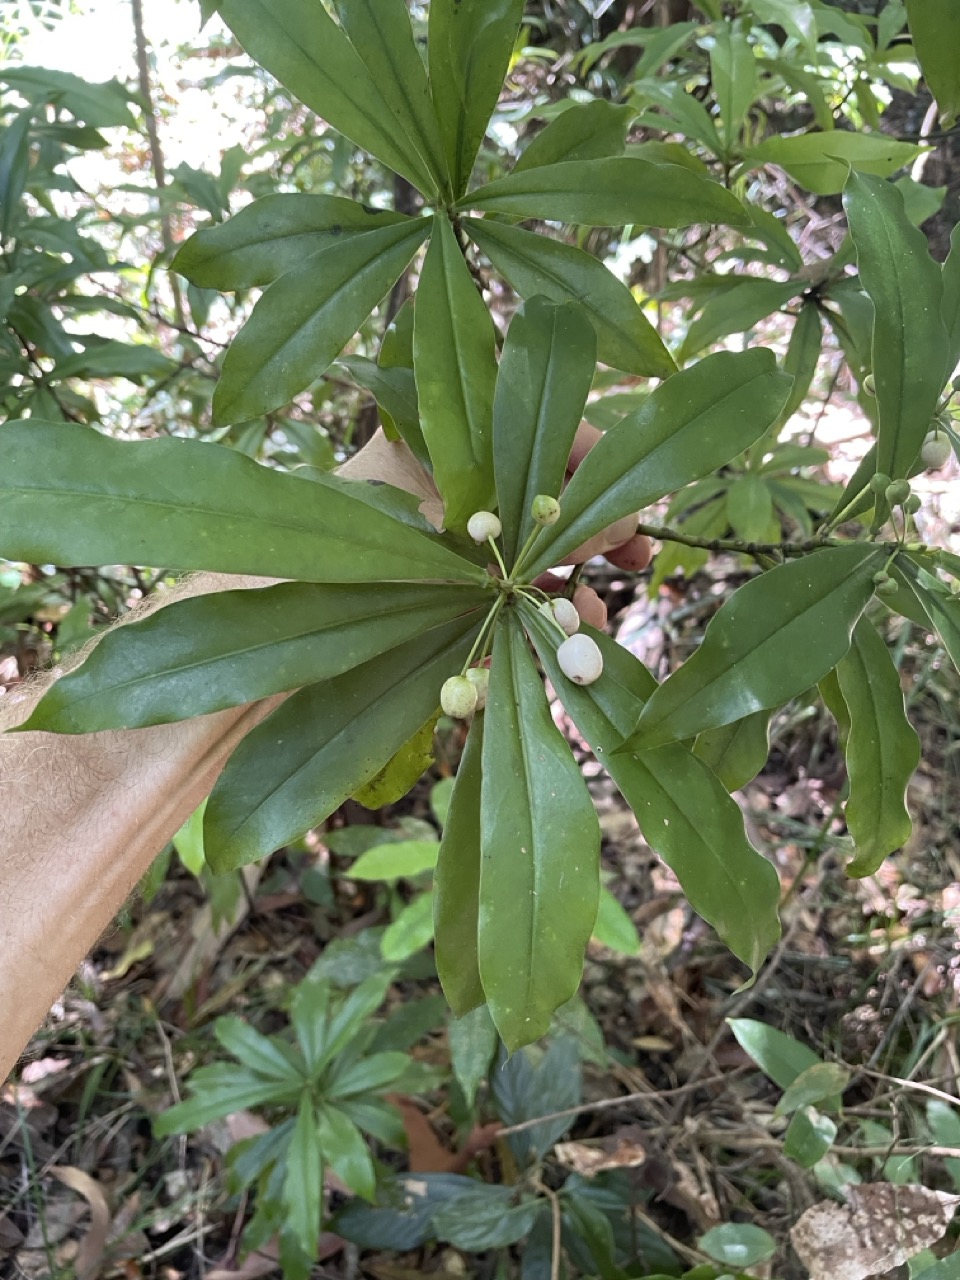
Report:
204,612,483,872
494,298,596,564
21,582,489,734
285,1097,324,1260
843,172,949,479
836,618,920,877
336,356,426,469
217,0,437,193
890,556,960,675
745,131,923,196
434,715,486,1016
523,349,792,579
466,216,675,378
679,279,802,363
213,218,430,425
0,422,486,585
523,607,780,977
623,544,886,751
414,214,498,532
461,157,749,229
429,0,525,196
173,195,413,291
330,0,451,198
905,0,960,127
514,100,634,172
478,615,601,1050
943,223,960,376
693,711,772,793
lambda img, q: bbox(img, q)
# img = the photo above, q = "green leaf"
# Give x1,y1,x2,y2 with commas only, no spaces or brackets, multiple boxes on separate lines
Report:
942,223,960,375
326,1050,410,1099
725,474,776,544
316,1105,376,1201
22,582,487,733
679,279,801,362
693,711,771,792
204,613,482,871
478,616,601,1050
322,974,394,1066
905,0,960,126
911,1254,960,1280
775,1062,850,1116
494,297,595,564
0,423,485,584
745,130,923,195
215,1015,304,1082
699,1223,776,1269
727,1017,822,1088
592,885,641,956
217,0,437,191
465,216,675,377
844,172,949,479
746,0,816,48
0,67,135,127
154,1063,294,1135
290,979,332,1077
285,1097,323,1258
710,27,758,152
525,612,780,977
349,841,440,882
414,214,498,532
515,101,634,172
431,1186,542,1251
336,356,426,469
352,715,439,810
173,802,207,877
784,1107,838,1168
448,1004,498,1107
173,194,413,290
836,617,920,876
775,300,824,430
53,341,178,382
462,157,749,229
382,892,436,962
623,545,885,750
428,0,525,196
523,349,792,578
213,218,429,425
331,0,451,197
435,715,486,1015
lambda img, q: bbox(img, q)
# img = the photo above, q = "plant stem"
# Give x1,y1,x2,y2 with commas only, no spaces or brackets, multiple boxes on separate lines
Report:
634,522,917,560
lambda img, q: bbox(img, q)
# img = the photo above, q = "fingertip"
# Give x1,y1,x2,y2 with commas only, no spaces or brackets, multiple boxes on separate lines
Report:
605,534,653,573
573,585,607,630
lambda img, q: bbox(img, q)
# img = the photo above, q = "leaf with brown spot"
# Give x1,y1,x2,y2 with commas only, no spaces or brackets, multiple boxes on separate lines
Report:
790,1183,960,1280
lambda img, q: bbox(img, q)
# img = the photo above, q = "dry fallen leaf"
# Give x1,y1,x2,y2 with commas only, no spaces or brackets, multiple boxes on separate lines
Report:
49,1167,111,1280
790,1183,960,1280
556,1126,648,1178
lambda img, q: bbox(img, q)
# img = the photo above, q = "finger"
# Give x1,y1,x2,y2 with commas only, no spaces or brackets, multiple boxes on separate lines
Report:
565,421,603,475
573,585,607,629
604,534,653,573
561,513,640,565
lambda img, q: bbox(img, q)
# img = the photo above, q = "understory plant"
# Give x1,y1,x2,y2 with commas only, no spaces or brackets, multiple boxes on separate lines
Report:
2,0,960,1063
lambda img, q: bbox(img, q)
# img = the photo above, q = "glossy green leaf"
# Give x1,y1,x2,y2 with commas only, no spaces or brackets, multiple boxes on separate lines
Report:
836,618,920,876
0,423,484,585
414,214,498,532
213,218,429,425
352,715,439,810
331,0,450,197
153,1063,295,1135
431,1186,542,1251
462,157,749,228
710,27,757,151
0,66,135,127
494,297,595,564
693,711,771,792
349,841,440,882
448,1004,498,1107
727,1018,822,1088
429,0,524,196
435,716,486,1015
775,300,824,430
381,892,436,963
173,195,413,291
525,610,780,977
592,885,641,956
285,1097,323,1258
633,80,724,153
942,222,960,375
726,474,776,543
465,216,675,377
523,349,792,578
478,616,601,1050
514,101,634,172
316,1105,376,1201
784,1107,838,1168
289,980,332,1077
844,172,949,479
22,582,487,733
679,279,801,362
214,1015,303,1082
775,1062,850,1116
745,130,923,195
217,0,436,191
699,1223,775,1268
336,356,427,469
204,614,481,872
746,0,816,48
905,0,960,126
53,342,177,382
624,545,885,750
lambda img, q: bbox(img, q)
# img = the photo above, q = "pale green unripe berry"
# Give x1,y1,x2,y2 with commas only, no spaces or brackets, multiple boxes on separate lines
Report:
920,433,952,471
869,472,892,496
531,494,561,527
885,479,911,507
466,511,502,544
903,494,921,515
465,666,489,711
441,675,478,719
875,576,899,598
557,633,604,685
863,373,876,395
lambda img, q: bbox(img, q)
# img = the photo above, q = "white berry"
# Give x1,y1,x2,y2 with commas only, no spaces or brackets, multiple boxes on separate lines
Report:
466,666,490,710
920,433,951,470
466,511,502,544
557,633,603,685
441,675,478,718
551,597,581,636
